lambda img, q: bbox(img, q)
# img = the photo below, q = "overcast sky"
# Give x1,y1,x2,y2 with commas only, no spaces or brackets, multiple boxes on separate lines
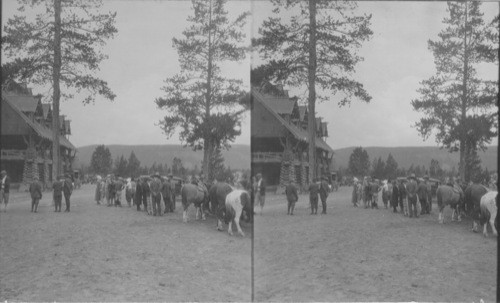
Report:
2,1,498,150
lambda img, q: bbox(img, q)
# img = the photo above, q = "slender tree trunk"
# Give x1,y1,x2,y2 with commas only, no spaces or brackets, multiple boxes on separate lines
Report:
459,1,468,182
307,0,317,184
52,0,62,181
203,0,213,181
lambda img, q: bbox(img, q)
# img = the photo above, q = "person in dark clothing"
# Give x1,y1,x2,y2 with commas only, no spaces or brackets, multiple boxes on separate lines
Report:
398,180,407,215
391,180,399,213
285,181,298,215
107,176,116,207
135,178,143,211
319,177,330,214
406,174,418,218
417,178,429,215
114,177,124,207
29,176,43,213
161,177,172,214
308,178,320,215
370,180,380,209
53,175,64,212
150,173,162,216
0,170,11,212
141,177,151,214
63,174,73,212
168,174,176,212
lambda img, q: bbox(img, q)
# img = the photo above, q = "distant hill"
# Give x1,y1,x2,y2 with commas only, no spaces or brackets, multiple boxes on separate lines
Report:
74,144,250,170
332,146,497,171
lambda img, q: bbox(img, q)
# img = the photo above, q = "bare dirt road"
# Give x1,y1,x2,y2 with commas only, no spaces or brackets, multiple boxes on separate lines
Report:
0,184,251,302
254,186,497,302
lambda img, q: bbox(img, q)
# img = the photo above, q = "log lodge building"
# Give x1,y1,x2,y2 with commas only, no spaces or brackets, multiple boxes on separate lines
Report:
1,80,75,190
251,83,334,191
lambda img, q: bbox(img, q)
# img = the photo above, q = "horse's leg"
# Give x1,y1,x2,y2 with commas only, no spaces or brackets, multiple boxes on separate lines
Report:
472,220,479,233
183,205,189,223
201,203,206,220
235,211,245,237
438,209,444,224
490,205,498,236
228,219,234,236
217,219,224,231
483,221,488,237
195,206,200,220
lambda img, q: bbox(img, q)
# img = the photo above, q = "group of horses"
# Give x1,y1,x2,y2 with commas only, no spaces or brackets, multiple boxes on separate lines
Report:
436,183,497,237
180,182,253,237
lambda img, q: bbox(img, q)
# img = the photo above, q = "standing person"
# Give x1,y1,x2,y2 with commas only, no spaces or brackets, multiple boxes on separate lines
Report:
0,170,11,212
53,175,64,212
319,177,329,214
406,174,418,218
417,177,429,215
107,175,116,207
425,176,432,213
256,173,266,215
125,178,136,207
285,180,298,215
142,177,151,215
370,179,380,209
29,176,43,213
94,176,102,205
63,174,74,212
161,176,172,214
351,177,359,207
308,178,320,215
114,177,124,207
168,174,176,212
382,180,390,209
398,179,407,215
150,173,162,216
363,177,371,209
390,179,399,213
134,177,143,211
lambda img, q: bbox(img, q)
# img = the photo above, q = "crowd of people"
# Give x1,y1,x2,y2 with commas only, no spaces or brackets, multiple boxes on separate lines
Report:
93,173,177,216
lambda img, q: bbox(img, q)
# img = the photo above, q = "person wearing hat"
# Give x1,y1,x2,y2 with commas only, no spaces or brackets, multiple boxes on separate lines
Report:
0,170,11,212
161,176,172,214
406,173,419,218
363,176,371,209
29,175,43,213
308,178,320,215
63,173,74,212
398,178,408,215
390,179,399,213
168,174,176,212
256,173,266,215
369,178,380,209
319,176,329,214
95,176,103,205
417,177,429,215
150,173,162,216
285,180,298,215
107,175,116,207
53,175,64,212
351,177,359,207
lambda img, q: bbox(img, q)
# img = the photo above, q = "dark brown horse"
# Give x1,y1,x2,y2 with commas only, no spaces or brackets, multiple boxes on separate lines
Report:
464,183,490,232
208,182,234,230
436,185,464,224
180,183,208,223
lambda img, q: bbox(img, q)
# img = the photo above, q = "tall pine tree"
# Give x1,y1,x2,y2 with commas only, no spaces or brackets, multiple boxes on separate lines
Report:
155,0,249,180
2,0,117,178
253,0,373,181
411,2,498,181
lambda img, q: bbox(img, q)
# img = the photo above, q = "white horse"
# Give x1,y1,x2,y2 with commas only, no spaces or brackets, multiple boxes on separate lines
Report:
479,191,497,237
224,189,251,237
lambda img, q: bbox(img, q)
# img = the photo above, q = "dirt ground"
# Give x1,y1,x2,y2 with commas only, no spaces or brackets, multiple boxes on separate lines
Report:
0,184,251,302
254,186,497,302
